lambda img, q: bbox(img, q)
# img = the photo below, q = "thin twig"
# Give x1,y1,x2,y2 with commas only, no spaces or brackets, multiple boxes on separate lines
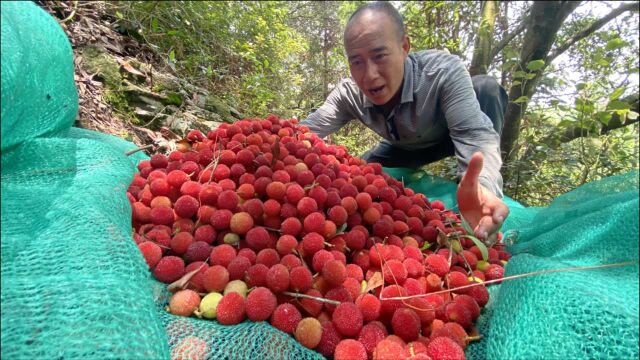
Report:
59,1,79,23
125,144,154,156
283,291,340,305
292,249,312,272
381,261,638,301
140,105,168,127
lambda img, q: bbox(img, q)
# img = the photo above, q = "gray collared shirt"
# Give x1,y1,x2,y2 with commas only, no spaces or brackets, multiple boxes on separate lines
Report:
301,50,504,198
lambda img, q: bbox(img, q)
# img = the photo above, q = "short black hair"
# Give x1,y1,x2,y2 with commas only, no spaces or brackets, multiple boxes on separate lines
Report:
345,1,405,41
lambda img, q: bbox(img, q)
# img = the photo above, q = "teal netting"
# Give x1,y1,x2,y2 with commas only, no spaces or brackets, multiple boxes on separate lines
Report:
2,2,638,360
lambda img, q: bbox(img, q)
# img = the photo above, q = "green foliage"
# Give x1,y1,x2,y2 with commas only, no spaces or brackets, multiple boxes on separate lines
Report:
526,59,545,71
401,1,479,58
330,121,382,158
112,1,307,117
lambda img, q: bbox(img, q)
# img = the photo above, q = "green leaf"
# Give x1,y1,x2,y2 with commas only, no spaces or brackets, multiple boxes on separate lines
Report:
169,50,176,62
576,83,587,90
460,215,474,236
206,65,213,77
167,30,178,36
513,70,527,79
420,241,432,251
151,17,158,31
596,111,612,126
513,96,529,103
115,11,123,19
606,38,624,51
575,98,594,113
558,119,576,127
628,111,639,120
597,58,610,67
501,60,516,71
608,100,630,111
609,87,625,101
526,59,545,71
461,235,488,261
511,80,521,86
525,73,537,80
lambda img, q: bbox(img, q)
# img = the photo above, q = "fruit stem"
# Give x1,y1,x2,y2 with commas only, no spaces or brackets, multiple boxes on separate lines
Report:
467,334,482,342
283,291,340,305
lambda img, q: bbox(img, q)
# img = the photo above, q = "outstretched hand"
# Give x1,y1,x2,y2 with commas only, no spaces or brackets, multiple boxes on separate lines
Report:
456,152,509,245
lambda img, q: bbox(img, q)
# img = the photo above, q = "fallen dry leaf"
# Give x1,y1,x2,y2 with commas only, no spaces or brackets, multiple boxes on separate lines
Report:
364,271,384,293
121,60,145,77
167,262,207,293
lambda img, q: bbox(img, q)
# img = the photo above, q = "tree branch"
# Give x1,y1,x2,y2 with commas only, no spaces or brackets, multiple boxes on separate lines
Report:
521,95,638,164
489,8,530,62
561,95,639,142
559,119,638,142
490,19,526,60
548,2,639,62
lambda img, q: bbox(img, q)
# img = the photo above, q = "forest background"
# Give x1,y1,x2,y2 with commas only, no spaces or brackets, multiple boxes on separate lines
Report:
48,1,640,206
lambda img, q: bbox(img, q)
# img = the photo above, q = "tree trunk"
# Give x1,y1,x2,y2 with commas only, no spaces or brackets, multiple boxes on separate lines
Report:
452,4,461,51
322,18,329,99
499,1,509,87
500,1,580,162
469,1,498,76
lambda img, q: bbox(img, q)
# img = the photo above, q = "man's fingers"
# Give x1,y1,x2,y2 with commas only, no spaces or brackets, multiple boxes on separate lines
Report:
484,231,499,247
459,152,484,189
492,202,510,226
474,215,500,241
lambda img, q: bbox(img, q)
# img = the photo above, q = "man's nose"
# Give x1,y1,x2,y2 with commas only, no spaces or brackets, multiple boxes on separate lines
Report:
364,60,380,82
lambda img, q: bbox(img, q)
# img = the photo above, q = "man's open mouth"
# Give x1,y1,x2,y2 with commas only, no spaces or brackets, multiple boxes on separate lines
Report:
370,86,384,96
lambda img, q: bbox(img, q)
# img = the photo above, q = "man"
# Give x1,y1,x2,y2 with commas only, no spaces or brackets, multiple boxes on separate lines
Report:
301,2,509,244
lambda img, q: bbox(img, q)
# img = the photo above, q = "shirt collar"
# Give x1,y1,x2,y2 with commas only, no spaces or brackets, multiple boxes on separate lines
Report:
363,56,414,109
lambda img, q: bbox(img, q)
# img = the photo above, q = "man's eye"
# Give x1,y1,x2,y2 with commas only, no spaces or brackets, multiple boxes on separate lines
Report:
375,54,387,61
350,59,362,67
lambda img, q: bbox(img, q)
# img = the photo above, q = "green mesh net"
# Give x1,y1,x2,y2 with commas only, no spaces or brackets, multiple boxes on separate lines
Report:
2,2,638,359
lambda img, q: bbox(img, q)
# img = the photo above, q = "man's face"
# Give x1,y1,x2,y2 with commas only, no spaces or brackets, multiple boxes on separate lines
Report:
344,11,410,106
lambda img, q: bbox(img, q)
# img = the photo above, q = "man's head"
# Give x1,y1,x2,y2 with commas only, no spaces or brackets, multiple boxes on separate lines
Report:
344,2,410,107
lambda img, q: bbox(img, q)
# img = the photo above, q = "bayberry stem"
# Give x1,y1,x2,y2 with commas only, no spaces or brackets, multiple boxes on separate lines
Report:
381,261,638,301
467,334,482,342
283,291,340,305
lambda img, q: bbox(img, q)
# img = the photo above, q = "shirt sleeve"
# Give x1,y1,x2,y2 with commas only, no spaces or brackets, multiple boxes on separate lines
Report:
439,60,504,198
300,80,355,139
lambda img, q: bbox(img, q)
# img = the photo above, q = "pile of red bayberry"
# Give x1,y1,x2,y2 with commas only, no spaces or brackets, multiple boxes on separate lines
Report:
127,115,510,360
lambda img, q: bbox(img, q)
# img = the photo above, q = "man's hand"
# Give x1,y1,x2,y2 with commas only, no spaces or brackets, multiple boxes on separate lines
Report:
456,152,509,245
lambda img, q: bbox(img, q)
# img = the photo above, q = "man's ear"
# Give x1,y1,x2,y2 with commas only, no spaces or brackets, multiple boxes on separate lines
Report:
402,35,411,56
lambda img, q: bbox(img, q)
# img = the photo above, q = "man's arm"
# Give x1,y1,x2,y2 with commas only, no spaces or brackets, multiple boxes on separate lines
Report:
438,59,508,243
300,80,355,139
440,60,504,198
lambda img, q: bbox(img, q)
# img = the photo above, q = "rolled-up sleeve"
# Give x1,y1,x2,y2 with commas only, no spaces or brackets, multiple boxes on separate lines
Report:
301,80,355,139
440,61,504,198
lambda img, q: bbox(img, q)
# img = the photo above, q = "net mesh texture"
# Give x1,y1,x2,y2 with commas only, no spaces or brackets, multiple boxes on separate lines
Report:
2,2,638,359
